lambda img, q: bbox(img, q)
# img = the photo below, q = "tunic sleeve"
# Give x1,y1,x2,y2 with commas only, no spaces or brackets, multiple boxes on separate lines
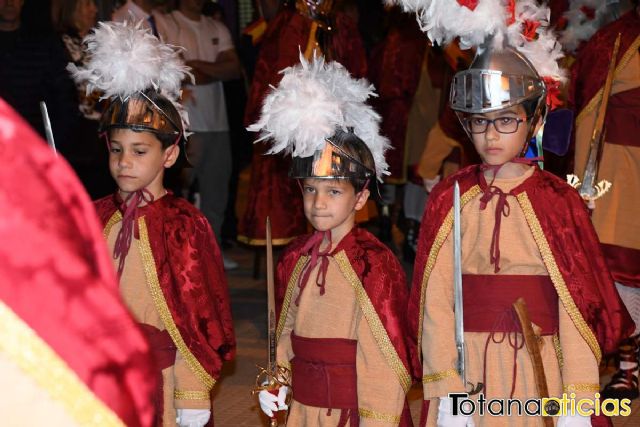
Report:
276,288,298,371
356,310,406,426
174,350,211,410
421,234,466,399
558,303,600,401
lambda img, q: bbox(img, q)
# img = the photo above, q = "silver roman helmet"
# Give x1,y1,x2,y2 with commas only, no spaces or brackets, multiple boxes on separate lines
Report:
289,131,375,181
450,43,548,145
248,54,390,192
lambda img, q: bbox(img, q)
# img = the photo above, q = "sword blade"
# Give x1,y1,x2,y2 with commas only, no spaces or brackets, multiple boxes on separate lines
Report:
39,101,57,155
266,217,277,376
579,33,621,200
453,181,466,384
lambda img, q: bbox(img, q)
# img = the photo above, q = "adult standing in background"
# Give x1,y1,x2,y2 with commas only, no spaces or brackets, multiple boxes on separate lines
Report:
239,0,368,248
570,2,640,401
0,0,76,152
53,0,114,199
112,0,161,36
159,0,242,269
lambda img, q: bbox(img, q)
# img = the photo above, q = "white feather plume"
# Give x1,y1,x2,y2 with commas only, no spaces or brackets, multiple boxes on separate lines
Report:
248,54,391,180
559,0,618,53
67,19,193,132
388,0,566,82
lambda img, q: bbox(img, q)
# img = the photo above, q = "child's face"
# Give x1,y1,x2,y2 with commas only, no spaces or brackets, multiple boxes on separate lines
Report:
467,105,532,166
108,129,178,198
302,178,369,239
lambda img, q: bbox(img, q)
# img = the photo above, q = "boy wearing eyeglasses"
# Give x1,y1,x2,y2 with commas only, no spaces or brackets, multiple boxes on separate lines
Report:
409,44,633,427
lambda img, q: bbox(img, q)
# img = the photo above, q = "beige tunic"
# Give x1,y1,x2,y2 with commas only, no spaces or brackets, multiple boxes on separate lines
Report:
421,168,600,426
107,220,210,427
277,256,406,426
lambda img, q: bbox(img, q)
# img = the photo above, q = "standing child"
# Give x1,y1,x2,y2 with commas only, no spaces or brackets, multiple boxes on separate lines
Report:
69,21,236,427
392,1,634,426
252,55,415,426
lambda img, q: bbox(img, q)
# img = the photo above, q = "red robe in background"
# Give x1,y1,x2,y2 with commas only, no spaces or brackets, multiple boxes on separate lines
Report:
275,227,415,425
368,9,426,183
239,2,367,246
0,98,155,426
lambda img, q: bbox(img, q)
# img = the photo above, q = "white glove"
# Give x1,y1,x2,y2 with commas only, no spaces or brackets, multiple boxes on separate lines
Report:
258,385,289,417
437,397,475,427
558,414,592,426
176,409,211,427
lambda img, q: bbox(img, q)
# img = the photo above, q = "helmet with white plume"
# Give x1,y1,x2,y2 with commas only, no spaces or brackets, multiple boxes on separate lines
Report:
247,53,390,193
388,0,567,150
68,19,192,149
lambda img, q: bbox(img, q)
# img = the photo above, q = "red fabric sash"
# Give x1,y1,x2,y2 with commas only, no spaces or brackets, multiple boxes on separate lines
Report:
463,274,559,335
138,324,176,427
290,332,358,427
462,275,558,398
601,243,640,288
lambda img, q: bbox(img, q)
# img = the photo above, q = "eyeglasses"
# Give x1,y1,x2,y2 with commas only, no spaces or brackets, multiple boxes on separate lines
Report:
463,116,527,134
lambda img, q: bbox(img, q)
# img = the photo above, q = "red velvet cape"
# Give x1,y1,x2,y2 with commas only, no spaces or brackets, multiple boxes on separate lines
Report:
276,227,414,426
0,99,155,426
95,194,236,384
410,165,633,370
239,6,368,245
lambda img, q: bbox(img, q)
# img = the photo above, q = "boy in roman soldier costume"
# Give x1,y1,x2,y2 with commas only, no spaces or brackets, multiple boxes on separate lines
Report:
69,21,235,427
251,55,414,426
568,1,640,402
239,0,367,248
392,0,633,426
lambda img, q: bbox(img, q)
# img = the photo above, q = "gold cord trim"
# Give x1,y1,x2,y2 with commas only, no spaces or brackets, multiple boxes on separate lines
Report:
358,407,401,423
334,252,412,393
174,390,210,401
422,368,458,384
416,185,482,359
0,301,125,426
563,383,601,393
103,211,123,240
138,219,215,390
553,333,564,370
576,35,640,125
276,257,307,341
236,235,297,247
516,193,601,363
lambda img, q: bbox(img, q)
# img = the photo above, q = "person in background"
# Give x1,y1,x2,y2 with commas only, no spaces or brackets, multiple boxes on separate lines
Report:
569,2,640,402
53,0,114,199
239,0,367,252
112,0,162,36
0,0,76,153
159,0,243,270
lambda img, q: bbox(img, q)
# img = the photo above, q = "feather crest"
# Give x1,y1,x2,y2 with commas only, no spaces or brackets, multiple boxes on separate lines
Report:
67,19,193,132
248,54,391,179
388,0,566,83
559,0,618,53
